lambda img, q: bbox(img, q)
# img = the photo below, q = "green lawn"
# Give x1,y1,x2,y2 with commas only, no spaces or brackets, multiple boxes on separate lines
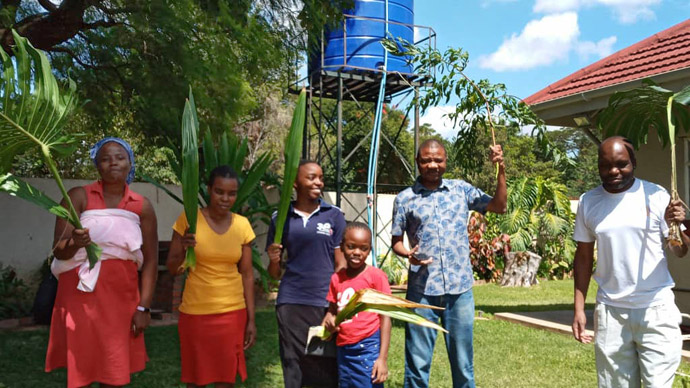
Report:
2,279,689,387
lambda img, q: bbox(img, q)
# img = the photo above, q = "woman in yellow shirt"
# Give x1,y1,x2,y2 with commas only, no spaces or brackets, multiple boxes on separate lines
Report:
166,165,256,388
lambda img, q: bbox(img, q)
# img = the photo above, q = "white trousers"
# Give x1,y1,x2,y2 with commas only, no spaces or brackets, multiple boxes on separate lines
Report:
594,303,682,388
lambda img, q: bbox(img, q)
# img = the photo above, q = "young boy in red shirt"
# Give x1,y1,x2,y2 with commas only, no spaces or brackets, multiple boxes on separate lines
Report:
323,222,392,388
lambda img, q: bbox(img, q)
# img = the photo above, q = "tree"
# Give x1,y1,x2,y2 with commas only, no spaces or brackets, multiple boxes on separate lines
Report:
4,0,350,180
382,38,574,177
493,176,575,279
445,123,562,193
546,127,600,197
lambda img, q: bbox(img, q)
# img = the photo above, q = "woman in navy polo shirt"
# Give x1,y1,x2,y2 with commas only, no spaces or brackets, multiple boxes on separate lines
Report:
267,160,346,388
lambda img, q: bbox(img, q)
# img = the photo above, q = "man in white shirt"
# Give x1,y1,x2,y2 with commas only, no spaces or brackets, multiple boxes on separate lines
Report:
572,136,689,388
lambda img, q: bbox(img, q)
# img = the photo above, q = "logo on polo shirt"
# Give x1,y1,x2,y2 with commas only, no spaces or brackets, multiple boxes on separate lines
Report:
316,222,332,236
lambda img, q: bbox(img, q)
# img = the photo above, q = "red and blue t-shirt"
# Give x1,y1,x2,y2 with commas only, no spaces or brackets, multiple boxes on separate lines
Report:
326,266,391,346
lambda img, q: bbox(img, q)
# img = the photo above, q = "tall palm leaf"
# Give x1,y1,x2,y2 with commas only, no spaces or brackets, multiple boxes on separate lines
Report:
598,80,690,245
274,88,306,244
181,88,200,269
0,31,101,267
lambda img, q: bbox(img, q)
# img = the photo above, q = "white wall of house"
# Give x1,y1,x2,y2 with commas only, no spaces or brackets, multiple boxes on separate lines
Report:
633,135,690,313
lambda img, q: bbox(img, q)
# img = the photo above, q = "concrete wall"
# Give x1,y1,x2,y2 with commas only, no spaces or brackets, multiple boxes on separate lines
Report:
322,191,399,260
0,178,185,278
0,181,399,278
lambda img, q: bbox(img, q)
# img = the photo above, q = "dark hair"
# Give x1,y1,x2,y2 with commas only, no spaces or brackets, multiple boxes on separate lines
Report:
299,159,320,168
207,165,239,188
343,221,372,243
416,138,446,159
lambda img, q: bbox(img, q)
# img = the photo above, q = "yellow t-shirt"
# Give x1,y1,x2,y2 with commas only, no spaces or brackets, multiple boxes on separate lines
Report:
173,209,256,315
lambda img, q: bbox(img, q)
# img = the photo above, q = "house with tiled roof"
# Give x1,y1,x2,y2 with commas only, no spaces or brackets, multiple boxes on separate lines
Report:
525,18,690,312
525,18,690,128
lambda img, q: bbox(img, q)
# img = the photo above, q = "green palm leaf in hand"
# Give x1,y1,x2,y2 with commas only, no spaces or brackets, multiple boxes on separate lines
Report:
0,31,101,267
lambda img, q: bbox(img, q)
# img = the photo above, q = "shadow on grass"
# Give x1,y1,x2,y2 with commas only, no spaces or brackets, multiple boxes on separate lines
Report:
476,303,595,314
0,309,283,388
387,303,596,331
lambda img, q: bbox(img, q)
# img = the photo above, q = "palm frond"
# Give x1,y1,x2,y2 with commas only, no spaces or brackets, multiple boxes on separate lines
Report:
509,228,534,252
202,130,218,182
540,213,569,237
500,208,530,234
233,152,273,212
0,31,101,267
598,79,690,149
181,87,200,269
0,31,79,171
0,173,71,221
318,288,447,339
274,89,306,244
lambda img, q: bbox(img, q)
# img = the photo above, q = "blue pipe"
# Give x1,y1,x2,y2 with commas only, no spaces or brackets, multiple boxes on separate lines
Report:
367,0,389,268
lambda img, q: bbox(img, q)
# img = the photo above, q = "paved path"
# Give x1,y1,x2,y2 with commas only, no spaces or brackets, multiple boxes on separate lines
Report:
494,309,690,362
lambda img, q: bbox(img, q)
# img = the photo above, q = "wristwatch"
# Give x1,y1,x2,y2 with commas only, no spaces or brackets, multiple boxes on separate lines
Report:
136,305,151,313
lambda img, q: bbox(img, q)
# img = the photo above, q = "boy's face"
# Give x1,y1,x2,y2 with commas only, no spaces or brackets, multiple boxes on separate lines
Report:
342,228,372,270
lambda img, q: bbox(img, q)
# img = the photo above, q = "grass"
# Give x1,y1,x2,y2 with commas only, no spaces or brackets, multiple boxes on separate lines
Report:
2,279,689,387
473,277,598,314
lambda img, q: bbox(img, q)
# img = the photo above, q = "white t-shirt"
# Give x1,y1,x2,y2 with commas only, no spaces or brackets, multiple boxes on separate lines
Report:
574,178,675,308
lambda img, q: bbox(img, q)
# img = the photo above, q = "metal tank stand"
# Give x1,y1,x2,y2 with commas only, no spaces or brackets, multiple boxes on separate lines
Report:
288,16,436,263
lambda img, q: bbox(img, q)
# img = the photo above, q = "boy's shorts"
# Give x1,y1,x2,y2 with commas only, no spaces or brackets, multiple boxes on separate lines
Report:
337,330,383,388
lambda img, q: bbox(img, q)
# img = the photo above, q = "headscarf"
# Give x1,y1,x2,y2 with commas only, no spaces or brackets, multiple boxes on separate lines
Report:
89,137,136,184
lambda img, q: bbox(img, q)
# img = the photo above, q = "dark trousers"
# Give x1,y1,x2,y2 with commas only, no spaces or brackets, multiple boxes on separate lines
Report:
276,304,338,388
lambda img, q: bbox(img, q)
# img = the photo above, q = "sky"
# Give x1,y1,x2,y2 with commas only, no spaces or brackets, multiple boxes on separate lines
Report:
410,0,690,138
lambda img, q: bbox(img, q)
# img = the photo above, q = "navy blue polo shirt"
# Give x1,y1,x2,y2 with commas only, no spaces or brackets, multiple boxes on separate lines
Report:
266,200,346,307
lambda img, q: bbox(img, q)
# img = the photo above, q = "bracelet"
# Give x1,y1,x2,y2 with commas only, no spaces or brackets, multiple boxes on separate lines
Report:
136,305,151,313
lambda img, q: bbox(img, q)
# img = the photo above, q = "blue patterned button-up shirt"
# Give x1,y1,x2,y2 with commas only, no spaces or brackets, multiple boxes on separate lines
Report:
391,178,492,296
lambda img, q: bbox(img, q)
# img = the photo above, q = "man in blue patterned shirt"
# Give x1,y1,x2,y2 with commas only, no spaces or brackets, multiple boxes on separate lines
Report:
391,139,507,388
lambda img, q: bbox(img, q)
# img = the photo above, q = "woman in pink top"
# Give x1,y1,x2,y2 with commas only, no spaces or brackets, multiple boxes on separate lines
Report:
45,137,158,388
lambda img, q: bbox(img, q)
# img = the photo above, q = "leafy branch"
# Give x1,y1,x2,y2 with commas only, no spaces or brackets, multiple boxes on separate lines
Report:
381,36,574,174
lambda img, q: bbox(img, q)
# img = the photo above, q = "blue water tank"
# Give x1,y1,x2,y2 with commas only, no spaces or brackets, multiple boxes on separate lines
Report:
321,0,414,74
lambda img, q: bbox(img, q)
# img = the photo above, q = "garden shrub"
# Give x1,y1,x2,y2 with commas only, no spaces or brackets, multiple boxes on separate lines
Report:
0,265,33,320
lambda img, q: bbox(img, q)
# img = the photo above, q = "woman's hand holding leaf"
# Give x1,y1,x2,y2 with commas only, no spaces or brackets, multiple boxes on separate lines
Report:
267,243,283,265
180,232,196,250
71,228,91,249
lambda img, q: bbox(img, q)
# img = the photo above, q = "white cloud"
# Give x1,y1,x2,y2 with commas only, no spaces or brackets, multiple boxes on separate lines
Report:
533,0,581,13
478,12,618,72
478,13,580,72
419,106,459,140
576,36,617,59
533,0,661,24
480,0,519,8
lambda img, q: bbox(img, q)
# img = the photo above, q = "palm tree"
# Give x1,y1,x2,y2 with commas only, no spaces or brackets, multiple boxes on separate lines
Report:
499,176,574,260
0,31,101,266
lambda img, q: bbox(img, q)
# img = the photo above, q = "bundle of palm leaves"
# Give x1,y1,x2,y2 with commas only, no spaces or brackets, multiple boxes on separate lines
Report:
313,288,447,341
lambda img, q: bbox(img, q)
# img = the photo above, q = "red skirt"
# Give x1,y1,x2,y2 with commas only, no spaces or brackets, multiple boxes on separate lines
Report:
178,309,248,385
45,260,147,388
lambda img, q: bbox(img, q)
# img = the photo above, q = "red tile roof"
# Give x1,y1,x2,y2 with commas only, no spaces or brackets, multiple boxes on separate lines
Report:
524,19,690,106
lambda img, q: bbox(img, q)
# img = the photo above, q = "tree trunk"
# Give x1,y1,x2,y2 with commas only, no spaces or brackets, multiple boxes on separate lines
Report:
500,251,542,287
